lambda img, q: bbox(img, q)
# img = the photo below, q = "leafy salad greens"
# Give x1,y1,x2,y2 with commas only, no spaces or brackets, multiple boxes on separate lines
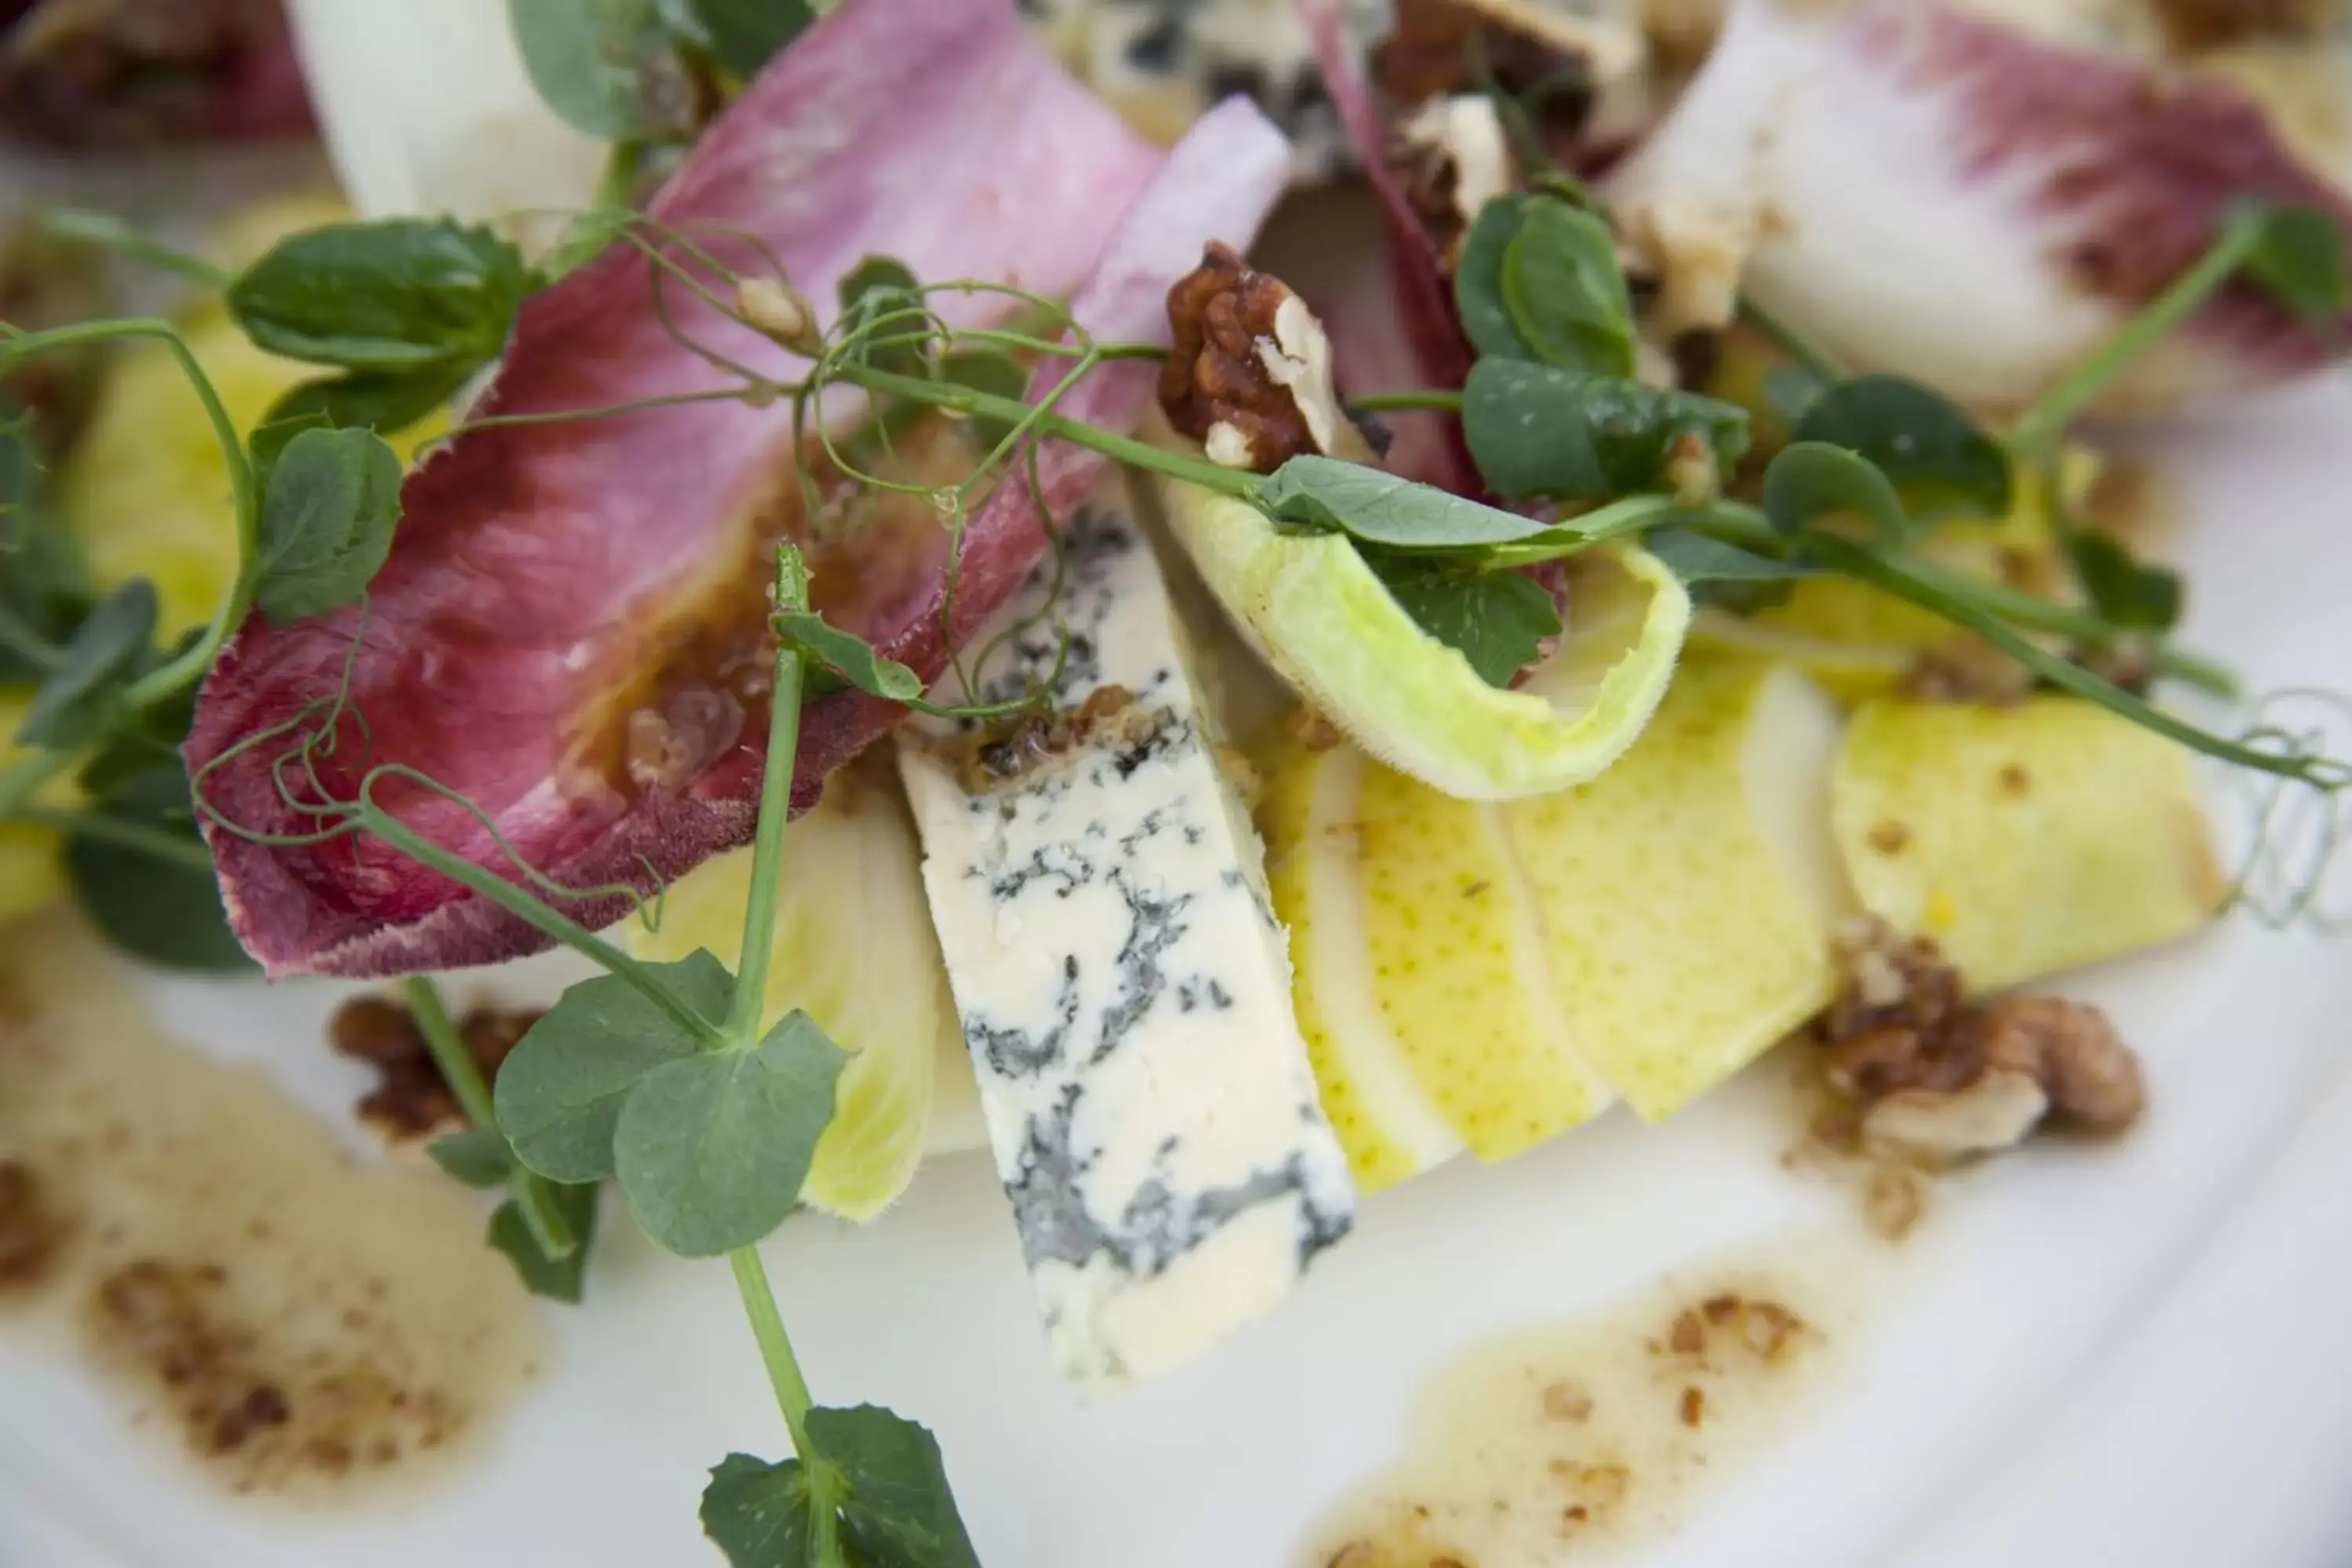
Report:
2,5,2350,1563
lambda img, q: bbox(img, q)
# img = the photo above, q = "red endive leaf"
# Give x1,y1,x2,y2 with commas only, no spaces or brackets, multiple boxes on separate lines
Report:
188,3,1291,978
1296,0,1477,490
1613,0,2352,412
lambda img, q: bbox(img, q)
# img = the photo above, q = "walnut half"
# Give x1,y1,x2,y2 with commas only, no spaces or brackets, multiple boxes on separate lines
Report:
1160,242,1370,474
1816,920,2147,1163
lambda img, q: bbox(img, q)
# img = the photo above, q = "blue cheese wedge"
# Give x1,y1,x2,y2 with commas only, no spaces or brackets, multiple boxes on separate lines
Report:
897,482,1357,1391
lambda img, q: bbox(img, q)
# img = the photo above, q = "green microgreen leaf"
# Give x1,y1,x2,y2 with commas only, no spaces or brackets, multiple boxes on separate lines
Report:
1258,455,1548,548
772,608,925,703
808,1404,982,1568
1461,358,1749,503
16,579,156,749
63,765,252,973
612,1009,847,1258
837,255,933,376
699,1409,980,1568
1762,365,1828,427
74,666,197,797
493,948,735,1183
535,208,638,289
251,426,405,626
701,1452,818,1566
508,0,686,140
1454,196,1536,361
1641,526,1809,586
1789,373,2013,521
428,1126,517,1189
1497,198,1637,377
250,363,470,484
2239,202,2351,321
1370,556,1562,688
1760,441,1914,546
936,347,1030,451
688,0,818,78
488,1181,601,1305
227,218,528,373
2065,526,2183,634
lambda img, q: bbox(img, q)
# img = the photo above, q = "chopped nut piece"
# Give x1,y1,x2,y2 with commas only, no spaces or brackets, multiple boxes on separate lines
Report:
1541,1379,1594,1421
327,996,540,1142
0,1160,69,1290
1980,996,2146,1133
1679,1385,1705,1427
1616,190,1752,340
1666,1308,1706,1356
1160,242,1367,474
1813,920,2147,1161
954,685,1161,793
1370,0,1642,114
1390,93,1515,264
1864,1069,2050,1162
1897,640,2036,705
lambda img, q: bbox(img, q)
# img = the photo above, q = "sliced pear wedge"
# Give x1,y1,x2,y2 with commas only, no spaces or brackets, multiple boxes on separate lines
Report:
1832,695,2226,994
626,765,952,1220
1503,657,1851,1120
1139,432,1692,801
1258,731,1617,1187
1259,735,1464,1194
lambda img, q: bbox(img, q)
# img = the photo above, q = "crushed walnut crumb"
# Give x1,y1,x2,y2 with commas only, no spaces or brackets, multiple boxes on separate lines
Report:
1812,919,2146,1163
953,684,1163,793
1160,243,1365,472
1391,93,1515,266
1896,640,2036,706
327,996,540,1143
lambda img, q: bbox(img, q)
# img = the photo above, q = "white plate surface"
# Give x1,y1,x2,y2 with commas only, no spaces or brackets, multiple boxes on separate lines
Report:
1,367,2347,1568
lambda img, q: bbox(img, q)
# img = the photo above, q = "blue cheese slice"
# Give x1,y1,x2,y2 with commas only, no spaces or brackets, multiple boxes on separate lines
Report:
897,482,1357,1391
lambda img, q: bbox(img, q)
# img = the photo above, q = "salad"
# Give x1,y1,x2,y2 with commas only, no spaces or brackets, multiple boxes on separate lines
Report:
2,0,2350,1559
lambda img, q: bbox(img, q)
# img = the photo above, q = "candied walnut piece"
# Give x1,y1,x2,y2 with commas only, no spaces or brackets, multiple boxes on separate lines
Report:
0,1159,70,1290
327,995,540,1142
1896,641,2035,706
1813,920,2147,1161
1981,996,2146,1133
1390,93,1514,265
1160,242,1363,473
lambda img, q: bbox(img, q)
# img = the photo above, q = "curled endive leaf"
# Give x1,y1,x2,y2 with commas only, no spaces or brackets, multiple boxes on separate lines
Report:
1142,419,1692,801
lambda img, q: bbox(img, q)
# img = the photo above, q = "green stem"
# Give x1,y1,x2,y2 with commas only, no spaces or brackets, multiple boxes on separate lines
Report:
0,746,74,819
1348,389,1466,413
723,642,806,1045
359,809,723,1046
1737,295,1846,386
728,1245,816,1446
0,601,64,672
0,320,260,712
728,1245,840,1552
7,808,215,872
403,975,576,1259
594,140,649,211
35,208,232,290
1806,534,2343,784
1893,555,2241,698
1476,495,1692,568
2009,212,2265,458
841,365,1260,499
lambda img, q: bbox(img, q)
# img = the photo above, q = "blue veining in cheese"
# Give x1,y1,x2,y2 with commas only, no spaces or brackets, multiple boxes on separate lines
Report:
898,485,1356,1391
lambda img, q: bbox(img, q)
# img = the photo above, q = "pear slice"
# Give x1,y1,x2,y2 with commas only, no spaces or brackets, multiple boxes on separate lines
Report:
1139,424,1692,801
1832,696,2226,993
1351,752,1617,1160
1259,735,1464,1194
626,764,950,1220
1503,657,1851,1120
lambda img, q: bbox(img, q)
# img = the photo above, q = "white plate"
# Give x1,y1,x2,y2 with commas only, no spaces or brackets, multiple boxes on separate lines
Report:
3,361,2349,1568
